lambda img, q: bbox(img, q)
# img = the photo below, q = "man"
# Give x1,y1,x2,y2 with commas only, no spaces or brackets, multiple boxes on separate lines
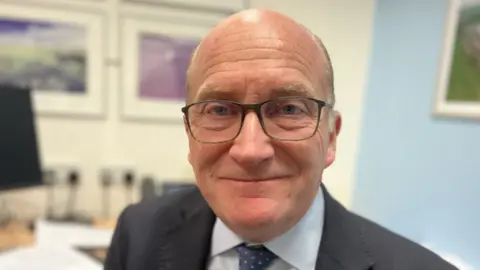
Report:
105,9,457,270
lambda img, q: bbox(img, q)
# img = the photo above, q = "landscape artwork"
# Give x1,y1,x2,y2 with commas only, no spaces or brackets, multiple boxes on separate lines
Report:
0,18,87,93
138,32,199,101
435,0,480,119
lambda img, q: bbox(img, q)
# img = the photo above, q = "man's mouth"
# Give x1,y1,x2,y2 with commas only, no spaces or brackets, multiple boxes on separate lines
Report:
218,176,291,182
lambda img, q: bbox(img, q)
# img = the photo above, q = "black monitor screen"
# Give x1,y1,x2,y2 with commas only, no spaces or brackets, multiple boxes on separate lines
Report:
0,85,42,191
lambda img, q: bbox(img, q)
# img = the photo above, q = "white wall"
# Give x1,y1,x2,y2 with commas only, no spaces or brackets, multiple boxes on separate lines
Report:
3,0,374,219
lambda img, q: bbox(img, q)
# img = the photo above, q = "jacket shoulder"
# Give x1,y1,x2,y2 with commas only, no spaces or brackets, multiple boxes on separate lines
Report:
104,187,201,270
122,186,200,228
348,211,458,270
117,187,201,252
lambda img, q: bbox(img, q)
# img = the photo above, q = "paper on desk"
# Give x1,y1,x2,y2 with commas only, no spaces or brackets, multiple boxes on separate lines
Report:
0,246,102,270
35,219,114,248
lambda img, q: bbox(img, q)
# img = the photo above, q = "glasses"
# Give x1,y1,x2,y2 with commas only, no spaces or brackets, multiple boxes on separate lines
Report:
181,96,333,144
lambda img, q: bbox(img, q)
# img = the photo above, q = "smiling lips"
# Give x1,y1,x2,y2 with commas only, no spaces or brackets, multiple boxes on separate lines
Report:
219,176,290,182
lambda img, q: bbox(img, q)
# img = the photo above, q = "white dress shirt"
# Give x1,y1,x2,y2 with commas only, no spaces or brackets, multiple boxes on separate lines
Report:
207,188,325,270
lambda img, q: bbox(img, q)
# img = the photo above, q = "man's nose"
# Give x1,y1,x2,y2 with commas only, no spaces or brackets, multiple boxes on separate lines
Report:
228,111,275,167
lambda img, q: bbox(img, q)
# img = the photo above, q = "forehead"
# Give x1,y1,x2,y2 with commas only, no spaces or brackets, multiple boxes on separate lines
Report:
195,71,317,103
188,18,327,102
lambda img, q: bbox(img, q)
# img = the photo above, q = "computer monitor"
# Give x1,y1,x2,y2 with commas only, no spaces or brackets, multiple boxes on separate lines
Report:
0,85,43,191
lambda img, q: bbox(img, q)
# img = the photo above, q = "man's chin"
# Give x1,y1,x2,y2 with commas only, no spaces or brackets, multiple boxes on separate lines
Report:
227,203,280,229
222,211,283,243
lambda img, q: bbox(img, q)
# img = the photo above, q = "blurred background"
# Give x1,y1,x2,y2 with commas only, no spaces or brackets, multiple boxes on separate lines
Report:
0,0,478,269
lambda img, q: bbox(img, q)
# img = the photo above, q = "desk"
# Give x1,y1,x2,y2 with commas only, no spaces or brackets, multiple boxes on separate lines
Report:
0,219,116,262
0,221,34,251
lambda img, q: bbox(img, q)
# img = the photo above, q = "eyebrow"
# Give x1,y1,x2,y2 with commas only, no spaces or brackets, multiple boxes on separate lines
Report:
194,85,240,102
270,83,315,99
193,83,315,102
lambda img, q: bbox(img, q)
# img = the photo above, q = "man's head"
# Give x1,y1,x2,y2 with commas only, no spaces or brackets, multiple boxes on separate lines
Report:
183,9,342,242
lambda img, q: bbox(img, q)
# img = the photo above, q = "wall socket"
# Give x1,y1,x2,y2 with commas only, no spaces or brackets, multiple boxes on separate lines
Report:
100,165,136,187
43,163,80,186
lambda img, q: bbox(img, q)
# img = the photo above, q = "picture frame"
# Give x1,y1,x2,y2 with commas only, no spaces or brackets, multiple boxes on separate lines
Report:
0,3,107,118
120,16,213,122
121,0,245,16
433,0,480,120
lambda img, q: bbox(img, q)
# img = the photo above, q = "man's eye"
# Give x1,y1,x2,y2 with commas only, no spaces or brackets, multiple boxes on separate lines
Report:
265,101,308,116
209,106,231,115
281,104,304,115
202,103,238,116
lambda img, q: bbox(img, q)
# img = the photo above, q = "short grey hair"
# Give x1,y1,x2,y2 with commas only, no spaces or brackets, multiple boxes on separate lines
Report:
305,28,335,108
301,28,336,132
316,38,336,132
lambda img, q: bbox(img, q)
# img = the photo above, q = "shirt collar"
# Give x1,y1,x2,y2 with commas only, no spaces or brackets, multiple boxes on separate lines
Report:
210,187,325,270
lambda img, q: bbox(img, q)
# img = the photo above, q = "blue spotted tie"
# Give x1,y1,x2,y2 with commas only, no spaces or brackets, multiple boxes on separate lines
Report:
235,244,278,270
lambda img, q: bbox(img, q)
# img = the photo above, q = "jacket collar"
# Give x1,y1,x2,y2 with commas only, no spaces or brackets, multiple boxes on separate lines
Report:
144,185,374,270
316,184,374,270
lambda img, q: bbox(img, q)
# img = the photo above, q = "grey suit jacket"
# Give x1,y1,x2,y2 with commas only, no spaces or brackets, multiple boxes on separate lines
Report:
104,185,458,270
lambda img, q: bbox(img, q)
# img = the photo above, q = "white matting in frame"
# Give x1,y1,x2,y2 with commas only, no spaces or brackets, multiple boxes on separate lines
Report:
433,0,480,120
0,3,106,117
120,16,212,121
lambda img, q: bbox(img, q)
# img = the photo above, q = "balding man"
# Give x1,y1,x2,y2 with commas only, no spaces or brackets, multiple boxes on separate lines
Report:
104,9,457,270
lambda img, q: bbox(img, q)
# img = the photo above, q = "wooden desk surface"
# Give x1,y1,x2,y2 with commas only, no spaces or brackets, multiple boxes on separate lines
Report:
0,221,35,251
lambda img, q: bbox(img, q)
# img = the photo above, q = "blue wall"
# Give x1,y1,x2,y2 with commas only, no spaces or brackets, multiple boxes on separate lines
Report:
352,0,480,268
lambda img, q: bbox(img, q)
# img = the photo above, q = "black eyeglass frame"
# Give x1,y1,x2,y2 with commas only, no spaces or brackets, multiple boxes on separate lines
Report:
181,96,333,144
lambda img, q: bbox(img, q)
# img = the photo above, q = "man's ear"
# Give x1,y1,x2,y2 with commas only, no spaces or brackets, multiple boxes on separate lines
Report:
326,111,342,168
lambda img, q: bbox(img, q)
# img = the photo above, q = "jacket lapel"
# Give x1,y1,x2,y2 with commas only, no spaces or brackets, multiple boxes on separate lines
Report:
142,188,216,270
167,204,215,270
315,185,375,270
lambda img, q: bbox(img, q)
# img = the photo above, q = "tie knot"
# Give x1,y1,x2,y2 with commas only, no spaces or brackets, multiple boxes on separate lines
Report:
235,244,277,270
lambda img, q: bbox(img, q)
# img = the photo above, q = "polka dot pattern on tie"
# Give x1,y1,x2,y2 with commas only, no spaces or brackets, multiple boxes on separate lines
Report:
235,244,278,270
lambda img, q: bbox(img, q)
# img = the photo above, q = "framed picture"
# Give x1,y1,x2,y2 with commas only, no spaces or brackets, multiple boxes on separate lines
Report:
434,0,480,120
120,16,212,121
122,0,245,15
0,3,106,117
